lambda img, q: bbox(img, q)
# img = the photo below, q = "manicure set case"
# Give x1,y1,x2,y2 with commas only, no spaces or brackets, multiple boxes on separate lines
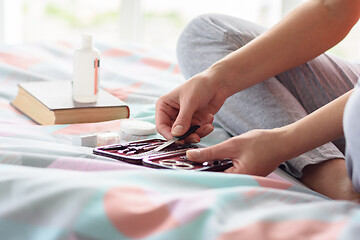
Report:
93,138,232,171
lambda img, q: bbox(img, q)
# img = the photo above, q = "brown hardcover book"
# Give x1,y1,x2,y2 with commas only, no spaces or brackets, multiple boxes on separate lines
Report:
11,81,129,125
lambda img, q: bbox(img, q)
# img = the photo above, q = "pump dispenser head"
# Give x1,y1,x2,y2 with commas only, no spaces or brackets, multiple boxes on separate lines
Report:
81,34,93,49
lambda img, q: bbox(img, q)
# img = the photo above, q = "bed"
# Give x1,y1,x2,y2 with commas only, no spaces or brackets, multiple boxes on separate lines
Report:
0,41,359,240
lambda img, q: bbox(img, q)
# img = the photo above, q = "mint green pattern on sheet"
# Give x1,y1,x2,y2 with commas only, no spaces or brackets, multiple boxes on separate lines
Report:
0,42,359,239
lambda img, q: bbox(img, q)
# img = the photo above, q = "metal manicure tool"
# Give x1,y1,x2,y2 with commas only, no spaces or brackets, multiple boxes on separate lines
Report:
152,125,200,152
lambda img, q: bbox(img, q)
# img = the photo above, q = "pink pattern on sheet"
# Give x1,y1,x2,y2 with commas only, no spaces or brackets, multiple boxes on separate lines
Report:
105,186,179,239
218,220,346,240
48,156,141,171
255,175,292,190
1,72,16,86
67,233,78,240
162,191,215,225
267,172,290,183
0,52,43,69
141,58,171,71
104,82,143,101
0,130,14,137
173,65,181,74
53,119,124,135
245,188,266,198
104,186,214,238
102,48,132,57
55,41,75,49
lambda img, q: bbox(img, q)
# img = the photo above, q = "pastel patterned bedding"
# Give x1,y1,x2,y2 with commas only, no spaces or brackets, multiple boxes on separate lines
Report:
0,41,359,240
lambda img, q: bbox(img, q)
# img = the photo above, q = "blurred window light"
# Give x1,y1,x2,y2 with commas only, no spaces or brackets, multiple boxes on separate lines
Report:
0,0,359,60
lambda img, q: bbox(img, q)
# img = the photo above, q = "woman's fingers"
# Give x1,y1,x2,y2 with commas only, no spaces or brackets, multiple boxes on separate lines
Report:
186,140,233,163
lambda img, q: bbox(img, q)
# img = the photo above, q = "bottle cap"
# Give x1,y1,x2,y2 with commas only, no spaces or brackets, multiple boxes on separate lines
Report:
81,34,93,49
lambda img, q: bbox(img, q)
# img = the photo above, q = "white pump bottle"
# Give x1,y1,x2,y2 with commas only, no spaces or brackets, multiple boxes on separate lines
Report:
72,34,100,103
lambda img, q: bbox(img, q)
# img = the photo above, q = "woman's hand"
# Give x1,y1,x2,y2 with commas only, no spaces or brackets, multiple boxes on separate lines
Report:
186,128,360,202
155,69,228,141
187,129,291,176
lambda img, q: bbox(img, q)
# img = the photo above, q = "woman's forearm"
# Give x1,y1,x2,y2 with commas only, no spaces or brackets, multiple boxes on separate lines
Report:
210,0,360,96
282,90,353,160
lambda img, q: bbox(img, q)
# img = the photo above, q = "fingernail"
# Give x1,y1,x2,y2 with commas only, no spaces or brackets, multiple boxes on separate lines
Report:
189,138,199,143
187,149,200,160
172,125,184,136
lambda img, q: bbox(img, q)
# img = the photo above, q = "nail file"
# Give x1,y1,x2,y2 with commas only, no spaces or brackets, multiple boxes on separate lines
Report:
152,125,200,152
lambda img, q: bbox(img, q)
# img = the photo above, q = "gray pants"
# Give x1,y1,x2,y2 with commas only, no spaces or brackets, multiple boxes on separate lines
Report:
344,81,360,192
177,14,360,178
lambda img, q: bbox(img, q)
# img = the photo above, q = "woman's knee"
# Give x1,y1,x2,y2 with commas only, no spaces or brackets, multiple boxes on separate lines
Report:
177,14,232,48
177,14,266,79
177,13,265,53
176,14,228,79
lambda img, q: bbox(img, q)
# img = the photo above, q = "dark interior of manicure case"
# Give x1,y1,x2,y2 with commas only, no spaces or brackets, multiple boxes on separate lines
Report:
93,139,232,171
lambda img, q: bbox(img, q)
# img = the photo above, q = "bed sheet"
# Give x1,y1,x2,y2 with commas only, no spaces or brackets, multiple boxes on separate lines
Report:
0,42,359,239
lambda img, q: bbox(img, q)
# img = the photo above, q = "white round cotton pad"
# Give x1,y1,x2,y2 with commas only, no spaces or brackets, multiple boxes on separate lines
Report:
120,119,157,136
